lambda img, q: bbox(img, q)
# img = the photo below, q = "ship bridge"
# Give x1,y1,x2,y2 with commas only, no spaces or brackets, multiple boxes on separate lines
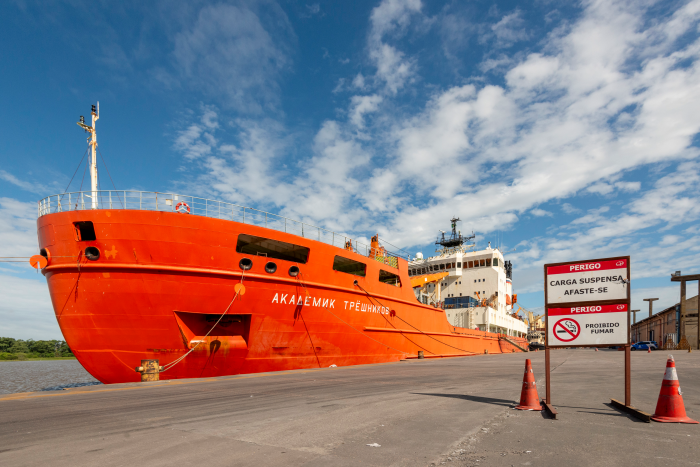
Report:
408,231,526,338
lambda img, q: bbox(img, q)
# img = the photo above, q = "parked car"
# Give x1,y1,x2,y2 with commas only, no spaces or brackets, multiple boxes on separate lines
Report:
631,341,658,350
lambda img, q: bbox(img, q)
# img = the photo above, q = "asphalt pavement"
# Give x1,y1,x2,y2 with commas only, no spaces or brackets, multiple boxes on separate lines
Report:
1,349,698,466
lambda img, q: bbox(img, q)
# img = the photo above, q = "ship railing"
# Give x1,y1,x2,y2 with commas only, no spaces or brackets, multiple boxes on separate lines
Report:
37,190,411,261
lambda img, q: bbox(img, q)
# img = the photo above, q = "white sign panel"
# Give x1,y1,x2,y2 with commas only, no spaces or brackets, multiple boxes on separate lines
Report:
547,304,628,346
546,259,628,304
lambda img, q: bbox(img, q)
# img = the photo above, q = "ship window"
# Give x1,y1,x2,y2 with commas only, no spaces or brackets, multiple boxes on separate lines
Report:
333,256,366,277
440,264,445,270
486,258,491,267
73,221,96,241
480,259,485,267
457,262,461,268
379,269,401,287
468,261,474,268
493,258,499,267
236,234,310,264
452,262,456,268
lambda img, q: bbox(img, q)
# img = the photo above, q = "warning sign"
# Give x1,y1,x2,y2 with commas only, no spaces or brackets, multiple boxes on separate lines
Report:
546,258,628,304
547,304,628,346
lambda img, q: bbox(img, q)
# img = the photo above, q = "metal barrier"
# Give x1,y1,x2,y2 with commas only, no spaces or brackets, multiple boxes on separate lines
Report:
37,190,410,260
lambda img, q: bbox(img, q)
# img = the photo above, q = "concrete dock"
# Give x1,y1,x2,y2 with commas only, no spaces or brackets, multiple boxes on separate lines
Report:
1,350,698,466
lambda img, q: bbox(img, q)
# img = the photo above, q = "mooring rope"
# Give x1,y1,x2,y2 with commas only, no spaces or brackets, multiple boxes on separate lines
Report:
295,273,409,357
161,270,246,373
353,281,477,355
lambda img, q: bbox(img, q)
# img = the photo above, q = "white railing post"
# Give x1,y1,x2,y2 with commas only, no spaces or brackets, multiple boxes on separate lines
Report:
139,191,142,210
109,191,112,209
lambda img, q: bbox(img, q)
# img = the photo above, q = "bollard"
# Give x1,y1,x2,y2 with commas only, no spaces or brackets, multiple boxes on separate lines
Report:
417,351,424,359
484,349,489,355
135,359,163,382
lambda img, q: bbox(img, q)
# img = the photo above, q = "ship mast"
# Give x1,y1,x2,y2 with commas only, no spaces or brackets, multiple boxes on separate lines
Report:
77,102,99,209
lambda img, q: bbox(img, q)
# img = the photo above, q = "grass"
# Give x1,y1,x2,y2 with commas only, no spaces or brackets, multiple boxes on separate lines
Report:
0,353,77,362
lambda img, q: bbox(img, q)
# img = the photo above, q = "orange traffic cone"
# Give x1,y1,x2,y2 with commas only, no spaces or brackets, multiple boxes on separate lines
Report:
515,359,542,411
595,348,598,351
651,356,698,423
648,346,651,353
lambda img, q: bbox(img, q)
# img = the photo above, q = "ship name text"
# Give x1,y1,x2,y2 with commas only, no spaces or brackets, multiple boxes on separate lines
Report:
269,293,389,314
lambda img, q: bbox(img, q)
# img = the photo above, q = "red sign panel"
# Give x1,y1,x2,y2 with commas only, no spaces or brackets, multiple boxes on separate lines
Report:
548,303,628,316
547,259,627,276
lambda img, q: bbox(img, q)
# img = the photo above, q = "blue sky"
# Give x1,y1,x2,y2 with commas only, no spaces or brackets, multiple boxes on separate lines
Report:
1,0,699,339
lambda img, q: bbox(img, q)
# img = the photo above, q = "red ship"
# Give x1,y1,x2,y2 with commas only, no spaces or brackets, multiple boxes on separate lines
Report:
34,104,526,384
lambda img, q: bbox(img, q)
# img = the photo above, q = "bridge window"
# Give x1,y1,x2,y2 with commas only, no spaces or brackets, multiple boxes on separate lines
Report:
493,258,499,267
457,262,461,268
236,234,310,263
486,258,491,267
333,256,366,277
379,269,401,287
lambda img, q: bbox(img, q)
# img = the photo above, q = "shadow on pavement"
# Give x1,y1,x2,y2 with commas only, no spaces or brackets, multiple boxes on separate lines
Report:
412,393,515,407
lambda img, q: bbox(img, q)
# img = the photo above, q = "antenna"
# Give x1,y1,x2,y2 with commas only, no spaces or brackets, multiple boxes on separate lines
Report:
77,102,99,209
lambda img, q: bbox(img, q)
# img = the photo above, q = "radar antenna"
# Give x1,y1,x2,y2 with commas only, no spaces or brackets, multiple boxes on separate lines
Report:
435,217,475,250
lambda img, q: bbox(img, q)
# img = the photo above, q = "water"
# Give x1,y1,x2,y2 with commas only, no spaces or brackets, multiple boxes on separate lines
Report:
0,360,101,394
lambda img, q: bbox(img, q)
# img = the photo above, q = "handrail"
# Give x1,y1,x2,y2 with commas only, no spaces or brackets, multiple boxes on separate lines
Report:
37,190,410,262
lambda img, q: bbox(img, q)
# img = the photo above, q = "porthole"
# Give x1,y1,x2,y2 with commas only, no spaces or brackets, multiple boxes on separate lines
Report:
288,265,300,277
84,246,100,261
239,258,253,270
265,262,277,274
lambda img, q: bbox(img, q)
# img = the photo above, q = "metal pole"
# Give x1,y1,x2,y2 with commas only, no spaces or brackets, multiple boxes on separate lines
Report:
681,281,686,340
697,281,700,351
625,344,631,406
545,346,551,405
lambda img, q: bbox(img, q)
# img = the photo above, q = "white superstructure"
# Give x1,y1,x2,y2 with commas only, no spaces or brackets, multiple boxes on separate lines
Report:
408,219,527,338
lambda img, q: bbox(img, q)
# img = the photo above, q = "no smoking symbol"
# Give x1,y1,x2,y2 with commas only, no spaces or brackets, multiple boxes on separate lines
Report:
554,318,580,342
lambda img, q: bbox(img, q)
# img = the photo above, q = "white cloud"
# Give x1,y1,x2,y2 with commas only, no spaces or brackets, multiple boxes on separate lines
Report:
489,10,530,48
0,170,50,194
530,208,553,217
178,0,700,275
349,94,383,128
0,274,59,340
352,73,367,90
367,0,422,94
0,197,39,260
172,3,293,113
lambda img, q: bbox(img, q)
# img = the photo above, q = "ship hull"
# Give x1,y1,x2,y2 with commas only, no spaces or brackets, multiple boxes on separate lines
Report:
38,209,526,384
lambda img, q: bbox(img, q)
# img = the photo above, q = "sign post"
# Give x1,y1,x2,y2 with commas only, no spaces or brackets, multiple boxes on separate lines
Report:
543,256,647,420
